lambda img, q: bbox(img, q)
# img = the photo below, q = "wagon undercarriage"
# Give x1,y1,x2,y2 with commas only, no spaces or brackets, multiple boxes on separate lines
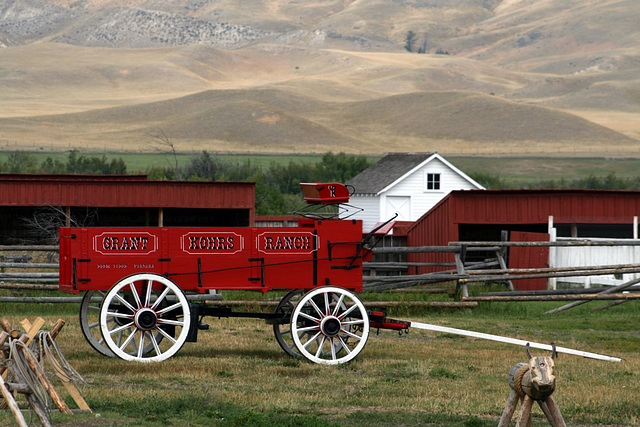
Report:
78,273,401,365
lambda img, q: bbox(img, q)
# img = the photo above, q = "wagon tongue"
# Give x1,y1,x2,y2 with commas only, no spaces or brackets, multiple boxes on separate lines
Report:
407,320,621,362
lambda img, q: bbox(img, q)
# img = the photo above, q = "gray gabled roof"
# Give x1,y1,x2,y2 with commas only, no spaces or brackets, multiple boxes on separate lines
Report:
347,152,436,194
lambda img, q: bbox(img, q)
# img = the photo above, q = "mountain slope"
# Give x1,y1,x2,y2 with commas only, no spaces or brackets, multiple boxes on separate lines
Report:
0,0,639,155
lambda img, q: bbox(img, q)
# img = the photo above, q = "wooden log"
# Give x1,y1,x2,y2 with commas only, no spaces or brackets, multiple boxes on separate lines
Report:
0,283,59,291
5,382,31,394
0,273,59,278
0,331,9,376
20,317,45,346
0,372,28,427
543,396,567,427
458,265,640,283
49,319,66,341
372,246,461,254
545,277,640,315
0,297,84,303
0,262,58,269
593,300,629,311
19,345,73,415
451,240,640,247
0,245,57,251
482,286,640,297
10,368,52,427
516,395,534,427
463,293,640,302
0,317,12,333
498,390,520,427
364,262,451,268
537,400,555,425
467,263,640,275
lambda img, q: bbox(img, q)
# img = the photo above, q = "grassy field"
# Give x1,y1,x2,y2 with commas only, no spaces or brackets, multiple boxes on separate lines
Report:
1,288,638,426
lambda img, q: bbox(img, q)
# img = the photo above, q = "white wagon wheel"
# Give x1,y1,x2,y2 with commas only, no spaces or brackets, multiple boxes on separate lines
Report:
80,289,168,358
99,273,191,362
290,287,369,365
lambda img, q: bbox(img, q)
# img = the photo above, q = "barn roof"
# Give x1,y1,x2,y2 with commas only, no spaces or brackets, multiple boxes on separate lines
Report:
347,152,483,195
0,174,255,209
347,152,436,194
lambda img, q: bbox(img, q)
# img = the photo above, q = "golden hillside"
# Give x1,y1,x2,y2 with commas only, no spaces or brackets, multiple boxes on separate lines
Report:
0,0,638,155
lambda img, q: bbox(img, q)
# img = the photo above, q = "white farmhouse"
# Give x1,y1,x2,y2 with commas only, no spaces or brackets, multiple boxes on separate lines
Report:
344,152,484,232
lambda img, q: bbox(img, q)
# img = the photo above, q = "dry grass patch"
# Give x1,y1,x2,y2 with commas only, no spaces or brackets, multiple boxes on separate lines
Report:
0,297,638,426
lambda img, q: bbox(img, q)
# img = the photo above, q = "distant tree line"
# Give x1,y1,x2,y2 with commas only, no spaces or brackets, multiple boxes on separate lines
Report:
469,171,640,191
168,151,372,215
0,150,127,174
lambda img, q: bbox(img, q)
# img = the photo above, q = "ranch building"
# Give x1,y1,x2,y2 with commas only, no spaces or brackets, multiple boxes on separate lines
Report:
407,188,640,290
344,152,484,232
0,174,254,245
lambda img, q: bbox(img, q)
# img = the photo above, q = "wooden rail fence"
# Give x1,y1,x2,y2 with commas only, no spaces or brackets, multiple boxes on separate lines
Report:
2,242,640,313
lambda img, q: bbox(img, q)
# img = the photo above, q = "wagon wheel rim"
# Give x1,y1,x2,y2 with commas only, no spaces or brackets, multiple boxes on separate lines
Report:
273,289,305,358
99,273,191,362
81,289,168,358
290,287,369,365
80,290,116,357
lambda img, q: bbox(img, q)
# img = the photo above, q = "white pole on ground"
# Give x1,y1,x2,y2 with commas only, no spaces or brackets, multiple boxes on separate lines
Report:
409,321,621,362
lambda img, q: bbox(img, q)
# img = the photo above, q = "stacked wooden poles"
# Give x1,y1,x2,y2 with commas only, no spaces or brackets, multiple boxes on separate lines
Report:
0,317,90,426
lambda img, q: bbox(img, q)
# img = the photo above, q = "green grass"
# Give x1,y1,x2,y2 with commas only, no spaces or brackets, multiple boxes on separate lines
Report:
0,150,335,173
448,156,640,188
1,286,639,426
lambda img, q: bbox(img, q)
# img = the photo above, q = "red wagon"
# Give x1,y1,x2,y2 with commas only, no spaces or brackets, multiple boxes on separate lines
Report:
58,183,404,365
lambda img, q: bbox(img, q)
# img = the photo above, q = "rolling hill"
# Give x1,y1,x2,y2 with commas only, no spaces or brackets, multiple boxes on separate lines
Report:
0,0,639,155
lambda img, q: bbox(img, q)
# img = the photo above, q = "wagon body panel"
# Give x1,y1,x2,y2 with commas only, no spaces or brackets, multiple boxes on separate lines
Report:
59,219,367,294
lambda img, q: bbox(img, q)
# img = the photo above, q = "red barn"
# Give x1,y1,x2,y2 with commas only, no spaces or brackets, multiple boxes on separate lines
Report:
407,189,640,289
0,174,254,244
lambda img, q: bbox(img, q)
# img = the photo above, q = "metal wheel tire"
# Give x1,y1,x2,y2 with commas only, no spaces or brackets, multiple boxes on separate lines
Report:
99,273,191,362
80,290,167,358
290,287,369,365
273,289,305,358
80,290,115,357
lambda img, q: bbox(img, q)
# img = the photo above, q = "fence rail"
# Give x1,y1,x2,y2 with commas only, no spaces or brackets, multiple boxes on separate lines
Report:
3,242,640,311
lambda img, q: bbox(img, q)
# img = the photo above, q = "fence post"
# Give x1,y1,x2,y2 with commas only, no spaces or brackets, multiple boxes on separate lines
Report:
547,216,557,291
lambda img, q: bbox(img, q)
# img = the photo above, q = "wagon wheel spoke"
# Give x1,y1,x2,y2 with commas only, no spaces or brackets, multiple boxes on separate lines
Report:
332,294,345,317
114,293,137,313
155,326,178,344
129,283,143,309
337,304,358,319
290,287,369,365
108,321,135,336
100,273,191,362
157,318,185,327
302,331,324,350
308,298,324,318
151,286,171,310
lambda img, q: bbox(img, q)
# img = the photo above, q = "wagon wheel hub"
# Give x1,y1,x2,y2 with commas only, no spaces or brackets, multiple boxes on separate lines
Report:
320,316,342,337
135,308,158,331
